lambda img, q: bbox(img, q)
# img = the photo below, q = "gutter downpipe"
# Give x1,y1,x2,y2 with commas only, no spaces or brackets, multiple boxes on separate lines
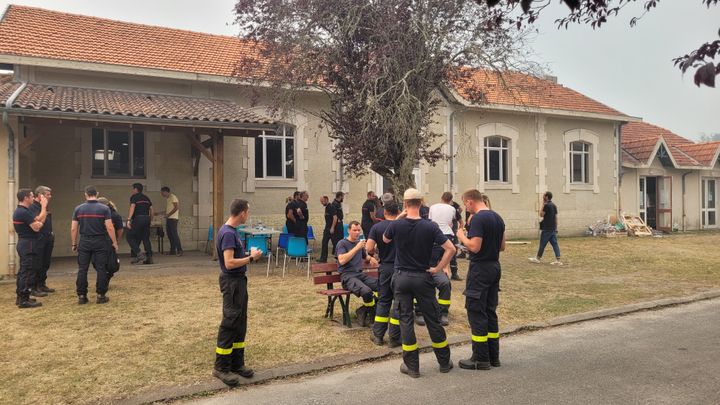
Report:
616,122,626,218
681,171,692,232
448,109,456,191
2,81,26,276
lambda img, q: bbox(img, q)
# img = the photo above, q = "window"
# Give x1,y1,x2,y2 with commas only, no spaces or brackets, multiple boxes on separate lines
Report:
255,126,294,179
92,128,145,178
569,141,591,183
484,136,509,182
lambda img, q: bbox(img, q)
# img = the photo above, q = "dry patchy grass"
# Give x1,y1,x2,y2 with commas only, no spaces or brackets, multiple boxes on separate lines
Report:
1,231,719,404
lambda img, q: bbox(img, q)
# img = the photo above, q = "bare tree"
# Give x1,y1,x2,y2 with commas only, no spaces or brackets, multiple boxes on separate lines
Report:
477,0,720,88
233,0,532,194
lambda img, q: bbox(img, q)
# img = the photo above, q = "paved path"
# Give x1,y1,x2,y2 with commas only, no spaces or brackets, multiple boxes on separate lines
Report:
182,298,720,405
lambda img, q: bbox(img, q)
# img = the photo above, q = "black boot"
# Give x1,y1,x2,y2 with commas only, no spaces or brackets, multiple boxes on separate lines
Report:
97,294,109,304
214,353,240,386
38,284,56,293
78,295,89,305
17,295,42,308
401,348,420,377
231,348,254,379
30,289,48,297
458,358,491,370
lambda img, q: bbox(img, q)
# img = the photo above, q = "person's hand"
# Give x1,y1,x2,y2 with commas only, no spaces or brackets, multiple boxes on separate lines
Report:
456,227,465,239
357,240,366,249
72,244,78,253
112,242,118,251
443,266,450,277
329,228,335,234
126,220,132,230
368,256,378,267
250,247,263,260
398,210,407,219
427,266,441,274
39,194,48,208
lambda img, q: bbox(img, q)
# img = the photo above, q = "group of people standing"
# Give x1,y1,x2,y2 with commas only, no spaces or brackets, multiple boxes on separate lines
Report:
211,187,507,385
12,183,184,308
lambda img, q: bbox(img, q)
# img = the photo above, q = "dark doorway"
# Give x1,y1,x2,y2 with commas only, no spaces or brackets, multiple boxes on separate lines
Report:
646,177,657,229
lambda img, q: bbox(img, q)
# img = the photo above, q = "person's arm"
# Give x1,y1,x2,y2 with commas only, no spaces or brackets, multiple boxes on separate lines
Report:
29,217,44,233
127,203,135,229
330,214,338,234
223,248,262,270
70,220,79,252
167,201,179,218
150,206,155,221
365,238,377,256
368,205,377,223
104,219,119,250
338,240,366,265
500,233,506,252
429,239,456,274
117,228,124,241
33,195,48,225
286,207,296,223
457,227,482,254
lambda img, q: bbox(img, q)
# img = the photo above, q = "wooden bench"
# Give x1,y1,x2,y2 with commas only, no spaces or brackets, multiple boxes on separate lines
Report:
311,262,379,328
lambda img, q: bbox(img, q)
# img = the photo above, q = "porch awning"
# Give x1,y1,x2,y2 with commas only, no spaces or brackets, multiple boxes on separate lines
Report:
0,79,276,134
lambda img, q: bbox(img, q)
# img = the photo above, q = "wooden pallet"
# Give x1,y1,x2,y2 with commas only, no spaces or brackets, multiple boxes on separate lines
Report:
621,213,653,237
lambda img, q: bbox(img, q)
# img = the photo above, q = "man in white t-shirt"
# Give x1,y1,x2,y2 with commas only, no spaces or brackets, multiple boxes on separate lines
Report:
161,186,183,256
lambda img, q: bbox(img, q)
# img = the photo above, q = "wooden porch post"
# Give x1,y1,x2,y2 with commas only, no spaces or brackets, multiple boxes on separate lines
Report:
212,134,224,259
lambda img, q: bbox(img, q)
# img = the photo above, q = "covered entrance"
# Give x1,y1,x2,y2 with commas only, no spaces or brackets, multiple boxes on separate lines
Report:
639,176,672,231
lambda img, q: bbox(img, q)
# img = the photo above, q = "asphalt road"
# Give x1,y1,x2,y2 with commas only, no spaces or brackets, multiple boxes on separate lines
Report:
184,299,720,405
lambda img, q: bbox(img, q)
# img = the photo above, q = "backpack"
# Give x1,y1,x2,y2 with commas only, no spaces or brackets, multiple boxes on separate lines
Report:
107,248,120,274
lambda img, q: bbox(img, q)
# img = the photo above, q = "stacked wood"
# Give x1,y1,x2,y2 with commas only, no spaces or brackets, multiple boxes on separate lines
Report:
621,213,653,237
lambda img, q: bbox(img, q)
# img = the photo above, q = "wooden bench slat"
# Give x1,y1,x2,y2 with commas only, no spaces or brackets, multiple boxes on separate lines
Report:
313,274,341,284
317,289,350,296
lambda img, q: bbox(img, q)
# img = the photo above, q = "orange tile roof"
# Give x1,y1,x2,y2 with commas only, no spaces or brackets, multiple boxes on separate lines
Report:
0,74,19,107
0,5,630,119
4,81,274,125
450,69,627,117
0,5,266,77
621,121,720,168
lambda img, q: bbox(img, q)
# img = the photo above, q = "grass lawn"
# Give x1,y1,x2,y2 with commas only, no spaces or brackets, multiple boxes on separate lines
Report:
1,231,719,404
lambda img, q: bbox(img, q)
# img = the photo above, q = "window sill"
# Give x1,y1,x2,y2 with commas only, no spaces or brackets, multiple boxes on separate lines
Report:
254,178,298,189
569,184,594,191
484,183,513,190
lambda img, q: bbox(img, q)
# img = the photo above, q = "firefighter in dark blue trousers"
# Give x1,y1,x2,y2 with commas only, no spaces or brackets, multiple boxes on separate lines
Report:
456,189,505,370
30,186,55,295
383,188,456,378
366,201,401,347
213,199,263,386
336,221,379,326
71,185,118,305
13,188,47,308
413,244,452,326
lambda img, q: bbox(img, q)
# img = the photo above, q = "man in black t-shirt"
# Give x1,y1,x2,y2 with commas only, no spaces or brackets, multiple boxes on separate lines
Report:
13,188,46,308
127,183,154,264
285,191,300,236
71,186,119,304
529,191,562,265
336,221,378,326
374,192,395,221
383,188,456,378
293,191,310,240
366,202,401,347
30,186,55,294
318,191,344,262
456,189,506,371
361,191,378,238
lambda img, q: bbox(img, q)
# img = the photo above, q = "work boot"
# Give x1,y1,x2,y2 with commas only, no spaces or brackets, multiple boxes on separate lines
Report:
143,255,154,265
450,274,463,281
388,339,401,348
440,314,449,326
490,359,501,367
131,252,146,265
439,361,454,373
400,363,420,378
17,300,42,309
212,369,240,386
415,314,425,326
38,285,56,293
30,289,48,297
355,306,368,327
370,334,384,346
458,358,491,370
16,297,36,305
233,366,254,379
230,349,254,378
78,295,89,305
97,294,109,304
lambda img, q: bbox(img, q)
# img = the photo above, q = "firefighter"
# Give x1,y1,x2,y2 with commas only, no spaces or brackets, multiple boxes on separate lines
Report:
456,189,505,370
13,188,47,308
383,188,456,377
336,221,379,326
213,199,263,386
70,186,119,304
413,244,452,326
366,201,401,347
30,186,55,294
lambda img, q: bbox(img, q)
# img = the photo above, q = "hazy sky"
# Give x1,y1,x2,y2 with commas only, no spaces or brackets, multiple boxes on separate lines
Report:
1,0,718,140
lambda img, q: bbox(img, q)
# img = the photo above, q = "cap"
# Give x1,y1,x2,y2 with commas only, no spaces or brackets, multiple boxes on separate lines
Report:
403,188,423,200
381,193,394,203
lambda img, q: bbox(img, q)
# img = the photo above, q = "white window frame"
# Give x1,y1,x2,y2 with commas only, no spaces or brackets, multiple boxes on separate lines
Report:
563,129,600,193
702,177,717,228
569,141,591,184
476,123,520,193
254,126,295,180
484,136,510,183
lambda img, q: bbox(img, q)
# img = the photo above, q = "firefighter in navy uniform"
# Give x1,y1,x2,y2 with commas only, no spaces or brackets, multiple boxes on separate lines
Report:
30,186,55,294
13,188,47,308
70,186,119,304
456,189,506,370
366,202,401,347
383,188,456,377
335,221,379,327
127,183,154,264
213,199,263,386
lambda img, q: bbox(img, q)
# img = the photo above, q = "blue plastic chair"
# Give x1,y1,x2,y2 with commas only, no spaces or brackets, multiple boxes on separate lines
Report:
205,225,214,254
282,225,288,233
247,235,273,276
307,225,316,251
283,236,310,278
275,233,291,268
343,223,349,238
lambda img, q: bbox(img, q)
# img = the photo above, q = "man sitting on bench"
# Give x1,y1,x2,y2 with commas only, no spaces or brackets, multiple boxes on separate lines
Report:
336,220,379,326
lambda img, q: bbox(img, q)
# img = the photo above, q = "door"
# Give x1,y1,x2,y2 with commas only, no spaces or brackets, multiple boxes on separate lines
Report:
656,176,672,232
639,177,647,224
702,178,717,228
